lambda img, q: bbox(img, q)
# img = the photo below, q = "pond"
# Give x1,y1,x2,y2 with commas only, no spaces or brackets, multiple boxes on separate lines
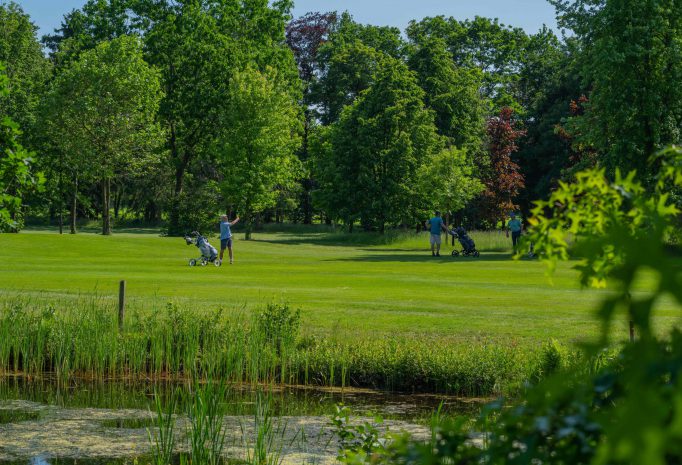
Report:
0,375,485,465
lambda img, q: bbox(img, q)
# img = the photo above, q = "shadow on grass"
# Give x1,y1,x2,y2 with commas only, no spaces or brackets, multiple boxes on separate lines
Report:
24,225,163,235
253,231,415,248
328,252,525,263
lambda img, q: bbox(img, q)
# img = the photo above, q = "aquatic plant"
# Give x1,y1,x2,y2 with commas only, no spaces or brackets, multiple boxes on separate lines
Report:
0,296,553,396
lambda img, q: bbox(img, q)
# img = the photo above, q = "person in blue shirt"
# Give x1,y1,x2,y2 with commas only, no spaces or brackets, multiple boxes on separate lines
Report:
219,215,240,265
427,211,448,257
506,212,523,254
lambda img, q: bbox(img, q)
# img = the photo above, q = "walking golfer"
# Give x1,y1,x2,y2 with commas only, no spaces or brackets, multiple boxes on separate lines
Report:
506,212,523,253
220,215,240,265
427,211,448,257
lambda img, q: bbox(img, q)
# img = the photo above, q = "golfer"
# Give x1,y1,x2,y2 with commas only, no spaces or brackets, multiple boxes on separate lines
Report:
219,215,240,265
506,212,523,253
427,211,448,257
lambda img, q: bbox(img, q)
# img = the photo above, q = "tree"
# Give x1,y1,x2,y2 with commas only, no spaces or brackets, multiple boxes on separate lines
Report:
0,64,42,232
133,0,300,235
0,2,51,144
286,11,337,86
514,33,582,210
406,16,531,111
316,56,443,232
480,107,526,225
286,11,337,224
551,0,682,181
43,36,162,235
415,147,484,220
217,67,302,240
408,36,488,155
42,0,135,66
312,12,405,125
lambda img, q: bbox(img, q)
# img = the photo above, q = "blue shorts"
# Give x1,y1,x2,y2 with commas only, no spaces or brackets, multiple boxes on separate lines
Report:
220,238,232,250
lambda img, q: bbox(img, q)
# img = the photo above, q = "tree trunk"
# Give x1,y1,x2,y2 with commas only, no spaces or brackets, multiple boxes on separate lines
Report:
102,178,112,235
114,183,124,220
70,176,78,234
58,166,63,235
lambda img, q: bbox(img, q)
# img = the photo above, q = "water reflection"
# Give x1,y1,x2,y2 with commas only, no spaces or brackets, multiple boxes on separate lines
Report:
0,375,483,420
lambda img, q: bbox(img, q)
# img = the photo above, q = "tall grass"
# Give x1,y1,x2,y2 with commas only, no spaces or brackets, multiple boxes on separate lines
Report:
0,296,547,396
242,389,287,465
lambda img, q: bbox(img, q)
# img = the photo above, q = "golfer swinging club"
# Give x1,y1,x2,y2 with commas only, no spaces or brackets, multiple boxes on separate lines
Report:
220,215,240,265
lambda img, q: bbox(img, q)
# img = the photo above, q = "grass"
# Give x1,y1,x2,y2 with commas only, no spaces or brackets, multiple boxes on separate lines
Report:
0,227,680,395
0,228,678,343
0,297,539,395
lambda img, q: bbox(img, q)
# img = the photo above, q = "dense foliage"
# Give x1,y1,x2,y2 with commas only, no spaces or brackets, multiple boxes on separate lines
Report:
0,0,680,238
0,63,42,231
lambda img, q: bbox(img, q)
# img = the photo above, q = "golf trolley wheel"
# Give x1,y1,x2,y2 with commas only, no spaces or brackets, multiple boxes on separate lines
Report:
200,259,207,267
451,250,460,257
214,259,222,267
473,250,480,258
189,259,197,267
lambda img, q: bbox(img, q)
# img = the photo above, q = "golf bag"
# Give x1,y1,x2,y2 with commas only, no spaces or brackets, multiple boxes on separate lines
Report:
449,227,480,257
184,231,221,267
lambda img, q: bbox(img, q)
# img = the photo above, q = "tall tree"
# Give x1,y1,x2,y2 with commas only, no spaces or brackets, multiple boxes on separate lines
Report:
315,56,443,232
133,0,300,235
0,2,51,144
286,11,337,224
42,0,135,67
480,107,526,225
514,32,582,209
217,67,302,239
408,36,487,155
406,16,531,111
42,36,162,235
0,64,43,232
551,0,682,180
312,12,405,125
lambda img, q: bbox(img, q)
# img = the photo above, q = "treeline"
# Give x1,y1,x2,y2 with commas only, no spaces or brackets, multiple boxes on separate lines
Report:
1,0,681,235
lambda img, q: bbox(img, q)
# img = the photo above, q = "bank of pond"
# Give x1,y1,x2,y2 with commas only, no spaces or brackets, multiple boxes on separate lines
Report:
0,299,589,397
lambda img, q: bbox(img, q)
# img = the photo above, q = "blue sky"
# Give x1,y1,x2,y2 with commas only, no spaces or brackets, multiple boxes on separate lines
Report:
17,0,559,38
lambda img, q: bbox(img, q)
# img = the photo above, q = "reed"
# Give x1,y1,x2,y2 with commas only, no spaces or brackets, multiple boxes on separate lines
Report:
0,296,551,396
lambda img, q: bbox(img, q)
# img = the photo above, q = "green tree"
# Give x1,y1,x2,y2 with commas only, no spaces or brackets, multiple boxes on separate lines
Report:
515,32,581,211
0,2,51,144
42,0,134,63
406,16,531,111
551,0,682,181
316,56,443,232
42,36,162,235
133,0,300,235
0,64,43,232
217,67,302,240
312,12,405,125
407,36,487,155
415,147,484,220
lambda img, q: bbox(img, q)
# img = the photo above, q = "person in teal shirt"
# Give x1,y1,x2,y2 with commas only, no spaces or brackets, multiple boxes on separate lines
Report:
506,212,523,253
427,211,447,257
219,215,240,265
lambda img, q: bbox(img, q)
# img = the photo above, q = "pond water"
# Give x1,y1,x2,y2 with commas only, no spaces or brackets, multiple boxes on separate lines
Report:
0,376,484,465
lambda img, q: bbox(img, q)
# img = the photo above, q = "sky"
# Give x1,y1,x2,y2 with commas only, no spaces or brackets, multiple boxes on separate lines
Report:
17,0,559,39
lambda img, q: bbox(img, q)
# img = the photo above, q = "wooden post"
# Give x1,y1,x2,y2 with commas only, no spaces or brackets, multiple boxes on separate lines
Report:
118,280,126,332
629,320,635,343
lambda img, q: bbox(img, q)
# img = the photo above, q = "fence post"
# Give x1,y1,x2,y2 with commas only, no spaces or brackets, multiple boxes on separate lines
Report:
118,280,126,332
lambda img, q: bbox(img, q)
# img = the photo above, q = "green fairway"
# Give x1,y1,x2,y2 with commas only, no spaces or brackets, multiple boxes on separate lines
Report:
1,229,679,344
